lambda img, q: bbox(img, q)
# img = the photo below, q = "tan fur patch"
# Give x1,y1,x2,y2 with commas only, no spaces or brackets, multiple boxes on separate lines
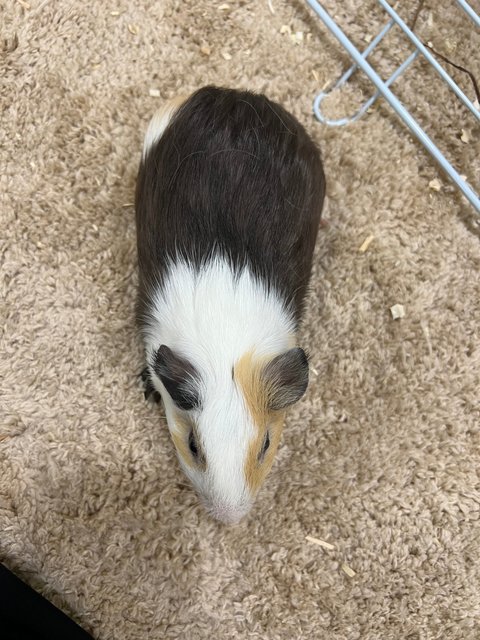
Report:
234,351,286,492
171,412,206,471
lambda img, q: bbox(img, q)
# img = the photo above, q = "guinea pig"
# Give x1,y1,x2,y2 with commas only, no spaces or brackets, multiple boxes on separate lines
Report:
135,86,325,524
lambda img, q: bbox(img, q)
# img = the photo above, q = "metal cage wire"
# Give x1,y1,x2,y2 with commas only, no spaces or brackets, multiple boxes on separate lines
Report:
306,0,480,215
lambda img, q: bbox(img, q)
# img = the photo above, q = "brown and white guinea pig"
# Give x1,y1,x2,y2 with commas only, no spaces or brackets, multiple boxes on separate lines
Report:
135,86,325,524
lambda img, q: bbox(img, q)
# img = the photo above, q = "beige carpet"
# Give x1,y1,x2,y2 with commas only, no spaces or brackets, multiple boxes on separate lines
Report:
2,0,480,638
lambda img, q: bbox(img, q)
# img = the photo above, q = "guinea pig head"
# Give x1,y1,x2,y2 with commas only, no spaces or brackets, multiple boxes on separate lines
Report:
151,344,309,524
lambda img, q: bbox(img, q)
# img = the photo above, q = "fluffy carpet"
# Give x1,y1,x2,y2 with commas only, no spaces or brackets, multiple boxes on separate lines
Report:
1,0,479,638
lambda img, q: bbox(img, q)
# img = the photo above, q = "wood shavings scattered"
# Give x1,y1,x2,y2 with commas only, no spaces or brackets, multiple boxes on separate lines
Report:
218,3,230,9
311,70,319,82
268,0,275,15
306,535,335,550
358,234,374,253
280,24,291,35
128,23,139,35
221,51,232,61
16,0,31,8
364,33,373,43
122,203,134,208
460,129,470,143
341,563,356,577
149,88,161,97
200,45,211,56
428,178,441,191
390,304,405,320
310,366,319,377
110,10,125,16
306,536,359,579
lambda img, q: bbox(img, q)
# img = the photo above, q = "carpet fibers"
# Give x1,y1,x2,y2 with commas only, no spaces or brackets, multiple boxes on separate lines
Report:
1,0,480,638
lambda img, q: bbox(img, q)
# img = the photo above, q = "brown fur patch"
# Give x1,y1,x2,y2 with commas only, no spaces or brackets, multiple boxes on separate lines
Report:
234,351,286,492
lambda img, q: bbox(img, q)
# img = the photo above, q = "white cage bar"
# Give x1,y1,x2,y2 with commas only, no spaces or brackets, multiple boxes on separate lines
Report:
306,0,480,215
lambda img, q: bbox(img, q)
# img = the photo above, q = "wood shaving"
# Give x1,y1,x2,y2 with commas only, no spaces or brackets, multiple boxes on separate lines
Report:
421,321,433,357
460,129,470,143
280,25,291,35
364,33,373,43
311,70,319,82
149,88,161,97
128,23,139,35
110,10,124,16
221,51,232,60
474,99,480,110
428,178,441,191
218,3,230,9
310,366,319,377
390,304,405,320
293,31,304,44
200,45,211,56
306,535,335,550
358,234,375,253
445,38,457,53
268,0,275,15
341,563,356,577
16,0,31,8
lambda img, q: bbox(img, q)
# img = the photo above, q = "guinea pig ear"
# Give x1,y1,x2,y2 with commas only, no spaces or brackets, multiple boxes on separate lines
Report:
263,348,309,411
152,345,200,411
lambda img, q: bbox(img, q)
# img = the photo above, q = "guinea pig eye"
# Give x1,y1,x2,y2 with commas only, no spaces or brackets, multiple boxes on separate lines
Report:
188,430,199,458
259,431,270,461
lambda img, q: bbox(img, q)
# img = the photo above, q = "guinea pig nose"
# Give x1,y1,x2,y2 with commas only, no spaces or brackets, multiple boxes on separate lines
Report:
208,503,250,525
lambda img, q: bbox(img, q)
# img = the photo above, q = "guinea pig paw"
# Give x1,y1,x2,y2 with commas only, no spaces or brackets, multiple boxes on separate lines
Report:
139,367,162,404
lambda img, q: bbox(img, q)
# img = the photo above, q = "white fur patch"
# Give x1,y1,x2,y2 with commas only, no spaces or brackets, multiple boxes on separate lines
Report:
142,95,188,159
142,258,295,522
